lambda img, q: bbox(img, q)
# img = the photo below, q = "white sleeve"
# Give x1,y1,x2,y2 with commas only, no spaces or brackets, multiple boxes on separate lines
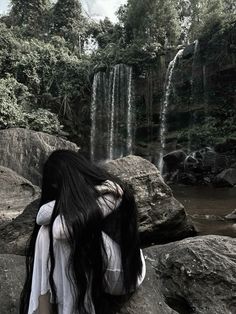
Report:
103,231,146,295
52,215,69,240
36,200,56,225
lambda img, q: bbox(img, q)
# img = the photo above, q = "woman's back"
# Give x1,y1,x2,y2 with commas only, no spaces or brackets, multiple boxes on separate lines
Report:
20,150,145,314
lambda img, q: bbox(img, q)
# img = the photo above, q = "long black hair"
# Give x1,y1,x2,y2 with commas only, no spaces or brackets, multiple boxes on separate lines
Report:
20,150,142,314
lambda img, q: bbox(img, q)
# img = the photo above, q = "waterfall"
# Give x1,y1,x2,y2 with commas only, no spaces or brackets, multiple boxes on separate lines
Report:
90,72,99,161
188,39,199,153
90,64,134,161
109,65,118,160
158,49,184,174
127,67,133,154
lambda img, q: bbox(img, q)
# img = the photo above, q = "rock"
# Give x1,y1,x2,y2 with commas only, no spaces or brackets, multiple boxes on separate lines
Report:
146,235,236,314
178,172,197,185
0,166,40,223
0,155,196,254
163,150,187,171
105,155,196,245
214,168,236,187
0,253,177,314
3,236,236,314
0,254,25,314
0,128,79,186
225,209,236,220
0,199,40,255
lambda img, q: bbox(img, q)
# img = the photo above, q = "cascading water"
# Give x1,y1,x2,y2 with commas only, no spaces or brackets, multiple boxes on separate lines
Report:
90,64,134,161
158,49,184,174
127,67,133,154
109,65,118,160
188,39,199,153
90,72,99,161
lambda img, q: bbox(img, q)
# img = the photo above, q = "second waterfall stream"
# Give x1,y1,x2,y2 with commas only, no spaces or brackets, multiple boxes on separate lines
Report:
90,64,134,161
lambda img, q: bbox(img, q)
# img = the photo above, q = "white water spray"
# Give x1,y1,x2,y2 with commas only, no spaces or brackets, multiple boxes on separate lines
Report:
109,65,118,160
158,49,184,174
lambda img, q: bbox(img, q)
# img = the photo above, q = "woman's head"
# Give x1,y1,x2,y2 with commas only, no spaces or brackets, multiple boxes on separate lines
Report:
40,150,111,205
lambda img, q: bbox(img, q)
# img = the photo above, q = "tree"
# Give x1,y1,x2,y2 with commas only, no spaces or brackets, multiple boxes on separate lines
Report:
52,0,86,52
117,0,181,47
177,0,236,42
10,0,51,35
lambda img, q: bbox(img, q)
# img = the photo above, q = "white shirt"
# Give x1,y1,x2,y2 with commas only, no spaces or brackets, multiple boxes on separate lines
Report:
28,181,146,314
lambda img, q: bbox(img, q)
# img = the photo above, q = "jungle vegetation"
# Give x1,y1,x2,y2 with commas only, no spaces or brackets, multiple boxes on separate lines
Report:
0,0,235,146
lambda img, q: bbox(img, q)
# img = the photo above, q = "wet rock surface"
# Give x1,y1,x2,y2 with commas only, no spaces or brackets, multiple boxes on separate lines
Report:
0,128,79,186
214,168,236,187
164,147,236,187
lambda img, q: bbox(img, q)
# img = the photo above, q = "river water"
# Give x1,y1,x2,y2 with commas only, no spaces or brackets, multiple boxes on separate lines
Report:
172,185,236,238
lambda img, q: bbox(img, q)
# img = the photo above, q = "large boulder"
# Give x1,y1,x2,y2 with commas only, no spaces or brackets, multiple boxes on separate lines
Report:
105,155,196,245
163,150,187,171
0,253,177,314
2,236,236,314
146,235,236,314
0,128,79,186
0,166,40,224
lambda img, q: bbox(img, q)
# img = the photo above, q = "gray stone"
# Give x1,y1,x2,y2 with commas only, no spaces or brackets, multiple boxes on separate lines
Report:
0,128,79,186
2,236,236,314
163,150,187,171
105,155,196,245
146,235,236,314
0,166,40,223
0,199,39,255
214,168,236,187
0,254,25,314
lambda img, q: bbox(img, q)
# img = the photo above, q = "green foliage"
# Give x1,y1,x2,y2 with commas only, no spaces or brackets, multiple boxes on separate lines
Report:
51,0,87,52
176,0,236,42
0,75,62,133
10,0,51,36
178,109,236,149
0,76,28,128
118,0,181,46
25,108,62,133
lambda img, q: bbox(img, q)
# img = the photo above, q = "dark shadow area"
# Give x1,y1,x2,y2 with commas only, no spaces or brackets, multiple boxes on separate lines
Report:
165,296,195,314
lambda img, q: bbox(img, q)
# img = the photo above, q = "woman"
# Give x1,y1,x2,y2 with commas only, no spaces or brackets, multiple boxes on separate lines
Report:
20,150,146,314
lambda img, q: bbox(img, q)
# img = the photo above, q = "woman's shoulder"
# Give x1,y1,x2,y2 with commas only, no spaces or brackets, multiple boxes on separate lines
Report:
39,200,56,211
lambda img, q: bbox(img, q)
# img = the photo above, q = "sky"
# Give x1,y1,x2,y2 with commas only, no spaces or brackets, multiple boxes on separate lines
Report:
0,0,127,22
